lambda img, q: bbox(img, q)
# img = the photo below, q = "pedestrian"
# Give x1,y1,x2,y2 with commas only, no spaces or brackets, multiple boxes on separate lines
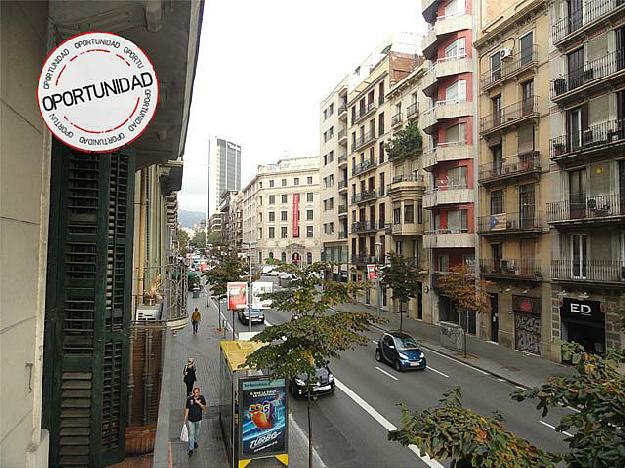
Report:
191,307,201,335
183,358,197,396
184,386,207,456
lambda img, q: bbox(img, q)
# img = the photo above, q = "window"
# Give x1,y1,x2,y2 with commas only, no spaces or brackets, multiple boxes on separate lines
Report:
269,195,275,204
269,179,275,188
329,151,334,162
281,179,287,186
445,80,466,101
448,210,468,232
281,210,288,221
379,142,385,163
329,103,334,115
268,252,274,259
307,176,313,184
521,80,534,114
571,234,588,278
294,177,299,186
281,227,288,238
307,252,313,264
490,190,504,214
492,143,503,175
259,182,262,189
306,226,314,238
490,51,501,81
378,81,385,105
281,194,288,203
438,255,450,272
404,202,414,223
520,31,534,65
258,227,262,239
268,211,275,222
447,166,468,187
444,38,465,58
281,252,287,262
259,212,263,223
324,154,328,165
417,201,423,224
259,196,262,205
378,112,384,135
307,193,313,202
393,205,401,224
269,227,275,238
446,123,465,143
306,209,313,220
492,95,502,126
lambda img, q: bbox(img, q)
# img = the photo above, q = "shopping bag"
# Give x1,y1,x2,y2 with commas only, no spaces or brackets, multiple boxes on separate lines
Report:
180,423,189,442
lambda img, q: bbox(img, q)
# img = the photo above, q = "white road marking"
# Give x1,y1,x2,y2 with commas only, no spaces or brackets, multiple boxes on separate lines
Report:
539,420,573,437
375,366,399,381
371,340,378,344
264,319,272,326
426,349,490,375
427,367,449,378
566,405,581,413
334,377,444,468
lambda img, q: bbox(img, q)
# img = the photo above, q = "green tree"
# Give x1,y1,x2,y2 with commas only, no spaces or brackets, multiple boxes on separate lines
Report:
245,261,377,467
512,343,625,467
435,263,492,357
206,230,223,245
175,229,189,252
204,253,246,336
389,388,559,467
384,120,422,162
189,230,206,248
379,252,423,331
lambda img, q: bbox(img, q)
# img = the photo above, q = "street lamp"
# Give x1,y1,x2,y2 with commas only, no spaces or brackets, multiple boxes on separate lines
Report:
374,242,382,318
243,241,257,333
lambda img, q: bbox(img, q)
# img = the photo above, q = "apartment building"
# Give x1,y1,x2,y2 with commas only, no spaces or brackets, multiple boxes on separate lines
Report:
347,48,420,308
386,65,428,320
475,0,554,358
421,0,476,329
241,157,321,271
320,76,350,280
546,0,625,356
220,190,243,249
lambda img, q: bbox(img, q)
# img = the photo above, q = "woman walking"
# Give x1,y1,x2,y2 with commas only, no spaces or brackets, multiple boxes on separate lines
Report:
183,358,197,396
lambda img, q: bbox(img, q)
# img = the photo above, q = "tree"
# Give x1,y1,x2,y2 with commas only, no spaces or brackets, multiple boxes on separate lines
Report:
245,261,377,467
206,230,223,245
388,388,559,467
204,253,246,336
384,120,422,162
175,229,189,252
379,252,423,331
512,342,625,467
435,263,492,357
189,230,206,248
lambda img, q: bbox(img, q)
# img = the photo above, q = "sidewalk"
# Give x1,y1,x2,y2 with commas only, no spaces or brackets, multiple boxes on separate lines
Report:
336,302,574,388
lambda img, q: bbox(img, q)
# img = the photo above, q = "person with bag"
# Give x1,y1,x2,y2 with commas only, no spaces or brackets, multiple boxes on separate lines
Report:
183,386,206,456
191,307,201,335
183,358,197,396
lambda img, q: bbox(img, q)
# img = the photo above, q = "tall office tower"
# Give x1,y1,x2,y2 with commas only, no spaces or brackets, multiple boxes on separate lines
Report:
209,137,242,216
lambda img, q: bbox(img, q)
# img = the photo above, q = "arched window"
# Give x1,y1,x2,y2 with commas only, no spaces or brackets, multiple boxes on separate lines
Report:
268,252,274,259
306,252,313,265
281,252,287,262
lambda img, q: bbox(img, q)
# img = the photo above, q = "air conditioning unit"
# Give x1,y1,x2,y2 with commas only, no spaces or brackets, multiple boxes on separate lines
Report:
500,48,513,60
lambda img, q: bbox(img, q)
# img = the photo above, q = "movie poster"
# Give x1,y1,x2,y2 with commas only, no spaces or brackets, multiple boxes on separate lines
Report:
239,378,288,460
227,281,248,310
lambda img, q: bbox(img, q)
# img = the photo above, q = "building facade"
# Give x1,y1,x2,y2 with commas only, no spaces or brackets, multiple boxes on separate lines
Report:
421,0,477,330
219,190,243,249
475,0,554,358
241,157,321,271
209,137,242,216
546,0,625,357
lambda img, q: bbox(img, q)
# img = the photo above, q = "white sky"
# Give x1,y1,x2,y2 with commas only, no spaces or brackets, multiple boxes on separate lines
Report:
178,0,427,213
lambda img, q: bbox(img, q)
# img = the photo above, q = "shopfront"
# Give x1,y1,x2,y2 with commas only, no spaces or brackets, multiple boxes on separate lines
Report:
560,298,605,354
513,296,541,354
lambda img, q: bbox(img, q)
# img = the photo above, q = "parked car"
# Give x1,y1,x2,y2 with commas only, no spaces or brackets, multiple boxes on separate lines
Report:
238,308,264,325
289,365,335,397
262,265,279,275
375,331,426,371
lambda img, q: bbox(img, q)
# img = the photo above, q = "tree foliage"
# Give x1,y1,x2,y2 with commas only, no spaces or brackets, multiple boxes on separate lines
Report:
388,388,560,467
379,252,422,306
203,253,246,298
435,263,492,315
175,229,190,252
384,120,422,162
512,342,625,467
189,230,206,248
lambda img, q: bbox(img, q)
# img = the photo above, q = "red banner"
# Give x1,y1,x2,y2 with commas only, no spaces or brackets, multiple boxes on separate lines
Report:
227,282,248,310
292,193,300,237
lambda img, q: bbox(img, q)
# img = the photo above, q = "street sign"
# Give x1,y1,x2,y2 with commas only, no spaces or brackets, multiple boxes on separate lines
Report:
227,282,248,310
367,264,378,280
37,32,158,153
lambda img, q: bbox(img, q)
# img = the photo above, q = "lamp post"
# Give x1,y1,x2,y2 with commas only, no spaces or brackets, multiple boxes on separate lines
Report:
243,241,257,333
374,242,382,318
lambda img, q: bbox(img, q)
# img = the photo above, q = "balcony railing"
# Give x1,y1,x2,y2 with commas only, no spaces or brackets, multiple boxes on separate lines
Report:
391,112,403,127
552,0,625,45
351,190,377,204
338,102,348,115
337,129,347,141
351,254,379,266
338,204,347,214
479,258,543,280
351,221,377,233
481,45,539,90
546,193,625,224
480,96,539,134
478,151,541,183
550,118,625,161
338,153,348,164
352,157,376,176
353,130,376,152
338,180,347,190
477,210,545,234
338,231,348,239
551,51,625,101
552,259,625,283
406,102,418,119
354,102,377,124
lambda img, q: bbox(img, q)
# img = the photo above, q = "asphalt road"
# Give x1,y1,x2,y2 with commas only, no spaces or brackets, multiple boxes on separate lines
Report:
214,276,572,467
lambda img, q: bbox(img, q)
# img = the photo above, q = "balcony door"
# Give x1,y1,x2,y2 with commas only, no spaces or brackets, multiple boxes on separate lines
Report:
567,48,584,90
520,31,534,66
617,27,625,71
567,0,583,34
569,168,587,219
570,234,587,279
568,106,584,151
519,183,536,228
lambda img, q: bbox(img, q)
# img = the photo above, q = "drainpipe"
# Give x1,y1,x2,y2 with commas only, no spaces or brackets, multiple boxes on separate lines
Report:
138,170,147,305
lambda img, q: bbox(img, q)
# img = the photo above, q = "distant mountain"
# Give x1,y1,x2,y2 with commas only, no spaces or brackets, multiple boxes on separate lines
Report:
178,209,205,228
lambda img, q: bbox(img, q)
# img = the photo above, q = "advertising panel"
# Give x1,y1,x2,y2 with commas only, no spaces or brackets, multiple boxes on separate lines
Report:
292,193,300,237
366,264,378,280
227,282,248,310
239,378,288,460
252,282,273,309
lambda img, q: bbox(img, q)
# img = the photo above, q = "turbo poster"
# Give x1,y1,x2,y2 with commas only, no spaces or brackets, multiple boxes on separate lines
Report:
239,378,288,459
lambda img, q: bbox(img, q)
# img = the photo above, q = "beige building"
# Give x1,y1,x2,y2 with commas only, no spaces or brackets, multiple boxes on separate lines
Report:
475,0,553,358
241,157,321,271
220,190,243,249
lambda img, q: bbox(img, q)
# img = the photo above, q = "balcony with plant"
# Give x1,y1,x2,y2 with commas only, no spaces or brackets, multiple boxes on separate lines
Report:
385,121,423,162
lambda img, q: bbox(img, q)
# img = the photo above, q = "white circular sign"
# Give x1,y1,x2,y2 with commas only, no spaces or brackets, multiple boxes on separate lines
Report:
38,32,158,153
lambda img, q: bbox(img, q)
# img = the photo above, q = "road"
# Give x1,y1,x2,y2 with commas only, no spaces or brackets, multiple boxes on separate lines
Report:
213,276,572,467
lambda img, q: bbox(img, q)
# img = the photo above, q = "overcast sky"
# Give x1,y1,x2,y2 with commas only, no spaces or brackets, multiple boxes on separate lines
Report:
178,0,427,213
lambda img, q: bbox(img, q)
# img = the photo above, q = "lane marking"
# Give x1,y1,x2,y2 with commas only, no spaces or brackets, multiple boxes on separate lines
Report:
371,340,378,345
539,420,573,437
375,366,399,381
264,319,272,326
334,377,444,468
427,367,449,378
426,349,490,375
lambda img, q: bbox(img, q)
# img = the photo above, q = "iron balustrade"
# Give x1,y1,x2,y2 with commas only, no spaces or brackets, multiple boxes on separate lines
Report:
338,204,348,214
551,51,625,99
552,259,625,283
392,112,403,126
338,103,348,115
351,221,377,233
351,190,377,203
351,254,379,266
390,173,425,185
338,153,348,163
477,210,544,233
479,258,543,279
425,228,469,234
338,231,348,239
550,118,625,159
480,45,539,89
354,102,377,123
480,96,539,133
546,193,625,223
552,0,625,44
337,129,347,140
353,130,376,152
352,157,376,176
406,102,418,118
338,180,347,190
478,151,541,182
